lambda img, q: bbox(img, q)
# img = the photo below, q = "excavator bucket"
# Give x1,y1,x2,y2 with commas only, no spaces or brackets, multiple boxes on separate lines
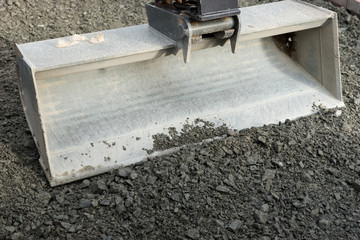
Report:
16,0,343,186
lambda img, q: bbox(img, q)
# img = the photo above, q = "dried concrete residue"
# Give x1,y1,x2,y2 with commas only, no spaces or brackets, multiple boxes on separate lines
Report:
56,34,88,48
56,32,104,48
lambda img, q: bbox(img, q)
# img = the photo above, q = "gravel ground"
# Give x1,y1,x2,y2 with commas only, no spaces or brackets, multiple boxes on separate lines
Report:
1,0,360,239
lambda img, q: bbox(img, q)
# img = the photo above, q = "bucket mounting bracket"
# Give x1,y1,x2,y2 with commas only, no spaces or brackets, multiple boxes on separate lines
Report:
146,1,241,63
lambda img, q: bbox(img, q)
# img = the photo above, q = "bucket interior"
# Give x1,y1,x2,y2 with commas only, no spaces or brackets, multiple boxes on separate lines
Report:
28,29,343,184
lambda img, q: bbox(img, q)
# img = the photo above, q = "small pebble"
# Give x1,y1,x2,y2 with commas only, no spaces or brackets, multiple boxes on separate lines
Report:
185,228,200,240
299,161,304,168
215,219,224,227
179,164,189,173
334,110,342,117
254,210,268,224
36,191,52,205
5,226,16,233
302,172,312,182
262,170,275,182
317,149,324,156
100,199,111,206
334,193,341,200
318,219,331,229
118,168,131,178
258,136,267,145
97,180,107,191
79,199,92,208
80,179,91,188
228,220,242,232
130,172,138,180
92,200,99,207
227,129,239,137
261,204,269,212
55,195,65,204
342,122,352,132
125,196,133,207
216,185,231,193
350,180,360,192
171,193,180,202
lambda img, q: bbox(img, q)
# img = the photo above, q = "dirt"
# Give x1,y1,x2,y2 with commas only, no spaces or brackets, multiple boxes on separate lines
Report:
1,0,360,239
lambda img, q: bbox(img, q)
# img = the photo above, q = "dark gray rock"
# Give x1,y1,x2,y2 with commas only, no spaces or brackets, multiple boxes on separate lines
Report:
133,208,141,217
97,179,107,191
228,220,242,232
227,129,239,137
215,185,231,193
179,164,190,173
60,221,71,230
302,172,312,182
147,175,157,185
80,179,91,188
258,136,267,145
334,193,341,200
5,226,16,233
79,199,92,208
92,199,99,207
184,193,190,201
100,199,111,206
116,203,126,214
36,191,52,205
261,204,269,212
171,193,180,202
55,194,65,204
185,228,200,239
118,167,131,178
262,170,275,182
350,180,360,192
273,142,283,153
125,196,133,207
246,155,258,165
318,219,331,229
254,211,268,224
130,172,138,180
215,219,224,227
11,232,24,240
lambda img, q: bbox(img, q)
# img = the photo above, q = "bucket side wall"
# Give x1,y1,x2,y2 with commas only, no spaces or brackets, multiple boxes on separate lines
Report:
320,15,342,100
296,16,342,101
17,58,51,179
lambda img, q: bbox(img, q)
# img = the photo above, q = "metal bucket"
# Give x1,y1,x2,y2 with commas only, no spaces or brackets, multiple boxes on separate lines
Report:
16,0,343,186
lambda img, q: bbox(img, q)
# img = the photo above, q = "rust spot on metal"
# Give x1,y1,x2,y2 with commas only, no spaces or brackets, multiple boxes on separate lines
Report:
273,33,297,58
248,25,254,28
